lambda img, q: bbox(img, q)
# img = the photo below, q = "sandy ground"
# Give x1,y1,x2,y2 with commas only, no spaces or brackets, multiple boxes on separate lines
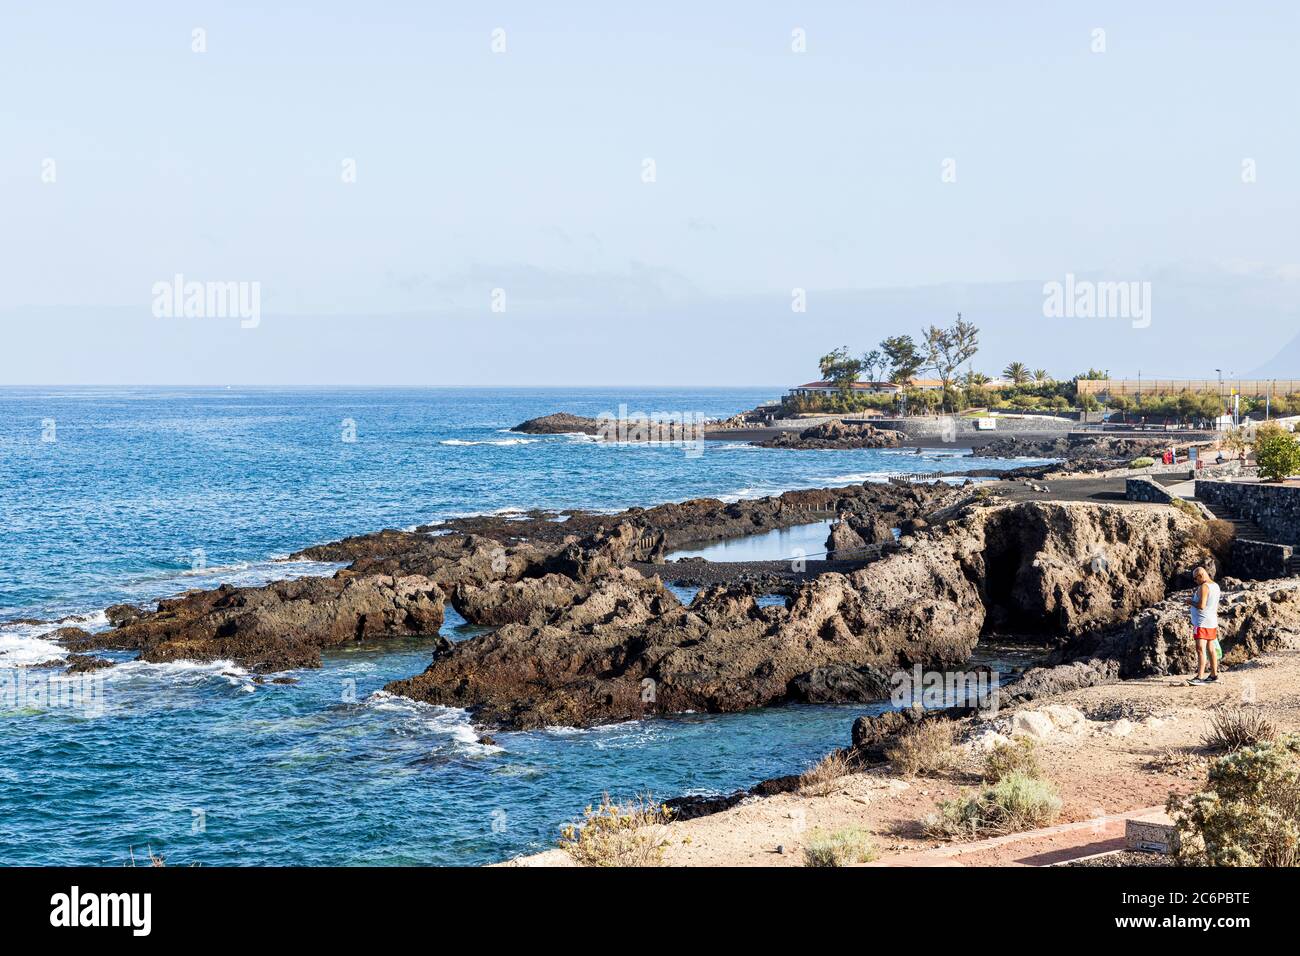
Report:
507,645,1300,867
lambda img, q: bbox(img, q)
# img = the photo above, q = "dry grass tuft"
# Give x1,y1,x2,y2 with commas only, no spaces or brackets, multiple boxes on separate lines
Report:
798,749,855,796
558,793,675,867
1203,707,1278,752
886,720,955,777
802,828,877,867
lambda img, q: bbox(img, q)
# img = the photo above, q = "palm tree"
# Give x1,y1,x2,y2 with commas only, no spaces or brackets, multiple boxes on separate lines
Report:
1003,361,1030,385
963,370,990,387
1032,369,1052,383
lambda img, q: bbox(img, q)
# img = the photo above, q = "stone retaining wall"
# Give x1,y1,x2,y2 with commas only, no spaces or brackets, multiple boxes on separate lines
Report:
1230,539,1294,580
1125,477,1176,504
874,416,1074,437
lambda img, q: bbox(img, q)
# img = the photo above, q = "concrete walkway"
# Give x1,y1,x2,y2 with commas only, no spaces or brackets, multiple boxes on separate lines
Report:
864,806,1171,867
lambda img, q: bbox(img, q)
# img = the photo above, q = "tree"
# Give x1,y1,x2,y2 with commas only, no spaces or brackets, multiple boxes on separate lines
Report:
1003,361,1030,384
963,370,990,387
861,349,884,383
1222,427,1247,456
1076,368,1110,380
1254,423,1300,482
880,335,923,385
1032,369,1052,384
817,347,864,392
922,314,980,410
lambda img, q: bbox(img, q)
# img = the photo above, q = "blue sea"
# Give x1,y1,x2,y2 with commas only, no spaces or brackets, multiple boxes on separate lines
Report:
0,387,1034,866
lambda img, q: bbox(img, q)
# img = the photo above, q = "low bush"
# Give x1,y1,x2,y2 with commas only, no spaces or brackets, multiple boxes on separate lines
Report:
925,771,1062,838
982,737,1042,782
1169,735,1300,866
885,720,955,776
802,828,877,867
558,794,674,867
1193,518,1236,566
1129,456,1156,469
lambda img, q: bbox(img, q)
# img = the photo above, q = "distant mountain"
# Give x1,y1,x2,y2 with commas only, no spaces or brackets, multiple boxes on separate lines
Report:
1253,330,1300,376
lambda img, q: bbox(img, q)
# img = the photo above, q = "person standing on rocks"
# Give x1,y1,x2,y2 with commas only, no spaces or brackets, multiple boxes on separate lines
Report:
1187,566,1222,685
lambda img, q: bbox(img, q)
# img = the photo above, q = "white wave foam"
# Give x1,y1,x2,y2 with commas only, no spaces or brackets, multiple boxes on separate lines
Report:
104,657,251,686
363,690,483,746
808,472,895,485
0,610,115,665
0,630,68,666
440,438,539,446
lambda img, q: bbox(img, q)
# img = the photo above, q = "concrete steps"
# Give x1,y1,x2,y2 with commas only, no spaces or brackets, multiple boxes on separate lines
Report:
1201,500,1273,543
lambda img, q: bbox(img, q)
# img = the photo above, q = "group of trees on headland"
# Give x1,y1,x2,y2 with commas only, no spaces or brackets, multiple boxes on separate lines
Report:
798,316,1105,416
816,314,978,397
796,320,1300,423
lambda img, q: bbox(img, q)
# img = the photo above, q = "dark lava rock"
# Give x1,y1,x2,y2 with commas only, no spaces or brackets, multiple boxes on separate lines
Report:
755,421,904,450
105,603,145,628
512,412,602,435
86,574,448,671
788,665,891,703
386,500,1214,730
63,654,116,674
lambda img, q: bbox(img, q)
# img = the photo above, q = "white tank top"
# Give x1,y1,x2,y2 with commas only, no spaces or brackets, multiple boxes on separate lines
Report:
1191,582,1221,630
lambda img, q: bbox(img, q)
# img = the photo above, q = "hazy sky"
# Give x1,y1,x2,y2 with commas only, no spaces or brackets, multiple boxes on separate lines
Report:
3,2,1298,385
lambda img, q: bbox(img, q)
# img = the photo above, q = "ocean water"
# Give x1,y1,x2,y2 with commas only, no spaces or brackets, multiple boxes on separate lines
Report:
0,387,1039,866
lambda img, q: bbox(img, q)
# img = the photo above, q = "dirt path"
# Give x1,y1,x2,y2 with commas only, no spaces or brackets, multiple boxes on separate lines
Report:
507,646,1300,867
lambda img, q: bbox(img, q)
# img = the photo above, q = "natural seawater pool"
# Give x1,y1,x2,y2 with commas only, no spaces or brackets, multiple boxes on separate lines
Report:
665,520,836,563
0,387,1049,865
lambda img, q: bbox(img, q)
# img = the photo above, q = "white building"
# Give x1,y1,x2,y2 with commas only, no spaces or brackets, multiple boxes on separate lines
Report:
787,378,954,397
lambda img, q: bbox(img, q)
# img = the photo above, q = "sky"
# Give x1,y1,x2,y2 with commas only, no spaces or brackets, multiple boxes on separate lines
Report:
2,1,1298,386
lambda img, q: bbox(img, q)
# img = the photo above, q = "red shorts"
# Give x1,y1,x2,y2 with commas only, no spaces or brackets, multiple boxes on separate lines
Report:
1194,627,1217,641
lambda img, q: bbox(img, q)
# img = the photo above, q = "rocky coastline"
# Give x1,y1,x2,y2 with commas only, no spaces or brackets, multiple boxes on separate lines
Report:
24,411,1298,859
37,468,1292,739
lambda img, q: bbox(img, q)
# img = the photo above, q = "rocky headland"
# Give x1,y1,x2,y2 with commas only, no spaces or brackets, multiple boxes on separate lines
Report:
385,497,1223,729
511,411,705,441
512,412,602,435
45,482,956,673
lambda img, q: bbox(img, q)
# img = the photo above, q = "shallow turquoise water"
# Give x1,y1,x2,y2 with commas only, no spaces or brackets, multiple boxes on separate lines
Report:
0,387,1040,865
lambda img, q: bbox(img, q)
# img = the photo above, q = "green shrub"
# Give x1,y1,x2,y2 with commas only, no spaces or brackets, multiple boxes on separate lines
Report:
983,737,1042,782
1129,456,1156,469
1169,735,1300,866
925,771,1062,838
885,720,955,776
1254,423,1300,482
802,828,877,867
